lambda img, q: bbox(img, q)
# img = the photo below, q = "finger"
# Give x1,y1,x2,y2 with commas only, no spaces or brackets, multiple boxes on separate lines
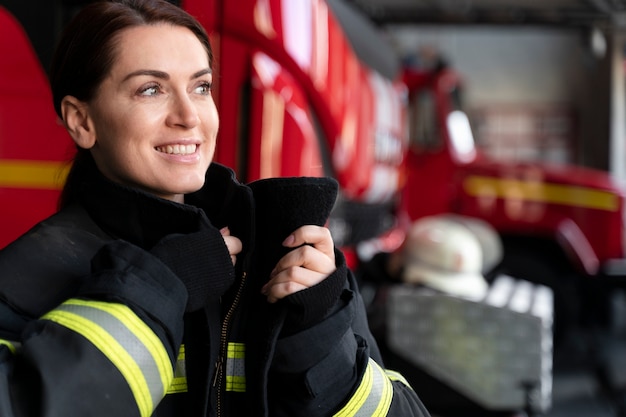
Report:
264,281,308,303
271,244,335,278
223,235,242,255
283,225,335,260
222,234,242,265
262,267,325,303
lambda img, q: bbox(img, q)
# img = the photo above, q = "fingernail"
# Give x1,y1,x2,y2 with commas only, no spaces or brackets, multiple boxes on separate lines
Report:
220,227,229,235
282,234,295,246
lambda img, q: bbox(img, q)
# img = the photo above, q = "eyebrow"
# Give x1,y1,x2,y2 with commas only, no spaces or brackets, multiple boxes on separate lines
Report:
122,68,212,82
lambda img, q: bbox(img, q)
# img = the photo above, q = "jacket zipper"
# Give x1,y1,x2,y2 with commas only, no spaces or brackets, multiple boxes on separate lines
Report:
214,271,247,417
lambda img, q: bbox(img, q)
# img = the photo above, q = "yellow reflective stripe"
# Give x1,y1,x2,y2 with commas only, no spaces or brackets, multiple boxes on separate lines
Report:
333,359,393,417
0,339,16,354
227,342,245,359
65,299,172,393
225,342,246,392
225,375,246,393
43,300,172,417
167,344,187,394
168,378,188,394
334,360,373,417
43,309,153,417
385,369,412,389
0,159,69,190
464,175,619,212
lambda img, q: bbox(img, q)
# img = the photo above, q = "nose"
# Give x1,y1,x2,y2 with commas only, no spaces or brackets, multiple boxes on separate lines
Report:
167,92,200,128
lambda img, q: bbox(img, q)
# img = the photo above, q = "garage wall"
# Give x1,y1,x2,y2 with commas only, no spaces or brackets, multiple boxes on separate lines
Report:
387,25,612,170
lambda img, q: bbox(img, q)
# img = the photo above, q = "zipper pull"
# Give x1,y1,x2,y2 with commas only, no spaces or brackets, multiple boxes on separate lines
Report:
213,358,223,387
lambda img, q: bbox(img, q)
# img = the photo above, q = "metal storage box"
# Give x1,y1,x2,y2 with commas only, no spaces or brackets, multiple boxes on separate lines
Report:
387,275,553,413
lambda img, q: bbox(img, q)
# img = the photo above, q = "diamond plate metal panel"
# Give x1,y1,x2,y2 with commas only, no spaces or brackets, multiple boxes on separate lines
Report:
387,275,553,413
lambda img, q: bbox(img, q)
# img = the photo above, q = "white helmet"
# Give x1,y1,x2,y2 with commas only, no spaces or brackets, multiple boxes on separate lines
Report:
436,214,503,274
402,216,489,300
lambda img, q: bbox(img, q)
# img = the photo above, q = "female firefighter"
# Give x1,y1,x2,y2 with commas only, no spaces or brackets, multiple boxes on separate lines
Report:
0,0,429,416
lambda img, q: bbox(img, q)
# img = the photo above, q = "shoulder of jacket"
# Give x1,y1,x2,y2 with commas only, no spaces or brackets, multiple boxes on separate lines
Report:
0,204,110,317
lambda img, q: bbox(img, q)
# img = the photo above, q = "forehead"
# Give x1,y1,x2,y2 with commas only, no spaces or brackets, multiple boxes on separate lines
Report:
110,24,210,74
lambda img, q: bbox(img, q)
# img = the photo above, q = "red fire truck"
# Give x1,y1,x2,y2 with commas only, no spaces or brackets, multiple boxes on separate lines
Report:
402,63,625,338
403,64,624,273
0,5,73,247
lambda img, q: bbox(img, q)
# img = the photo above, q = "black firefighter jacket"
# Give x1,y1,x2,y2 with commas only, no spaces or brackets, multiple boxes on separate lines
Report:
0,162,430,417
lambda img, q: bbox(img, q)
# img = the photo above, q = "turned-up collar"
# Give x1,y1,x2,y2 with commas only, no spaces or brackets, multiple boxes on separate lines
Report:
77,162,242,249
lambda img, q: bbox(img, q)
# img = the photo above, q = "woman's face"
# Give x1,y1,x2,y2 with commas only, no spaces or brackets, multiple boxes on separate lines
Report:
82,24,218,203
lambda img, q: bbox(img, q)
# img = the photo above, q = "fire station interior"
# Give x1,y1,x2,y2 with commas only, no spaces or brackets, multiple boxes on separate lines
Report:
3,0,626,416
353,3,626,417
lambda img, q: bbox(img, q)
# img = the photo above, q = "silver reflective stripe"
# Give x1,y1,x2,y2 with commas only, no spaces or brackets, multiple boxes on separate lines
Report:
333,358,393,417
43,299,172,417
225,342,245,392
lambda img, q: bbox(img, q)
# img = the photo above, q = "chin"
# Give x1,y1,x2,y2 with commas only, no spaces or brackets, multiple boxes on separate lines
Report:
179,179,206,194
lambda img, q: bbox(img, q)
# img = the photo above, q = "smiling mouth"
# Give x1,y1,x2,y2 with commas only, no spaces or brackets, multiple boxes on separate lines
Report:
155,144,198,155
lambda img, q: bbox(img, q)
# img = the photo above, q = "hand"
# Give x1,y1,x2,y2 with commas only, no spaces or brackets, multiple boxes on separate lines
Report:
261,225,336,303
220,226,242,265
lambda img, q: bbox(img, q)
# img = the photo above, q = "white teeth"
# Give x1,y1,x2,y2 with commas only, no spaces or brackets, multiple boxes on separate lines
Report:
156,144,197,155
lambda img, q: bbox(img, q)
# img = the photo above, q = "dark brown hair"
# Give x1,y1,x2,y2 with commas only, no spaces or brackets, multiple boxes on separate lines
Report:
51,0,212,118
52,0,213,208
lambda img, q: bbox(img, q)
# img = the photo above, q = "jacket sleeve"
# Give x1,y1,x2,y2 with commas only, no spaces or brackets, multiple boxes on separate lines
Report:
0,240,187,417
269,252,431,417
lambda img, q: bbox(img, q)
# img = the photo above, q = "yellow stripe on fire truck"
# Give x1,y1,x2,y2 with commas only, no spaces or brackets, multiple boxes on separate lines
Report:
464,175,619,212
0,159,69,190
42,299,173,417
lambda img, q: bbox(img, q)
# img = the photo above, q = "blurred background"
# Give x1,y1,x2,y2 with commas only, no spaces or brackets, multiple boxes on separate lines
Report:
3,0,626,416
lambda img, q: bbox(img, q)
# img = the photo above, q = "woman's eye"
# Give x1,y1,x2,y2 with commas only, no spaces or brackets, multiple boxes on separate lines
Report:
195,82,212,95
138,84,161,96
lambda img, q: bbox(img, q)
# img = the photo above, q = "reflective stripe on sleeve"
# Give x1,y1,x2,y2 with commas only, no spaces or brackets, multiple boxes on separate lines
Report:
333,358,393,417
42,299,173,417
384,369,413,389
225,342,246,392
167,344,188,394
0,339,18,354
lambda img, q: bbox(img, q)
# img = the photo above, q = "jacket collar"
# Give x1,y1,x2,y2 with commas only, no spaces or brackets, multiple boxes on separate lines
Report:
78,162,247,249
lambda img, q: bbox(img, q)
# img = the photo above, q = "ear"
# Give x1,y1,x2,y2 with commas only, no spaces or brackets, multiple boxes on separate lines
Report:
61,96,96,149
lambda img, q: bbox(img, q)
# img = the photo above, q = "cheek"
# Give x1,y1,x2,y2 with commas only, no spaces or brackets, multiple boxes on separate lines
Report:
91,112,146,164
201,101,219,129
102,108,159,146
91,101,129,138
